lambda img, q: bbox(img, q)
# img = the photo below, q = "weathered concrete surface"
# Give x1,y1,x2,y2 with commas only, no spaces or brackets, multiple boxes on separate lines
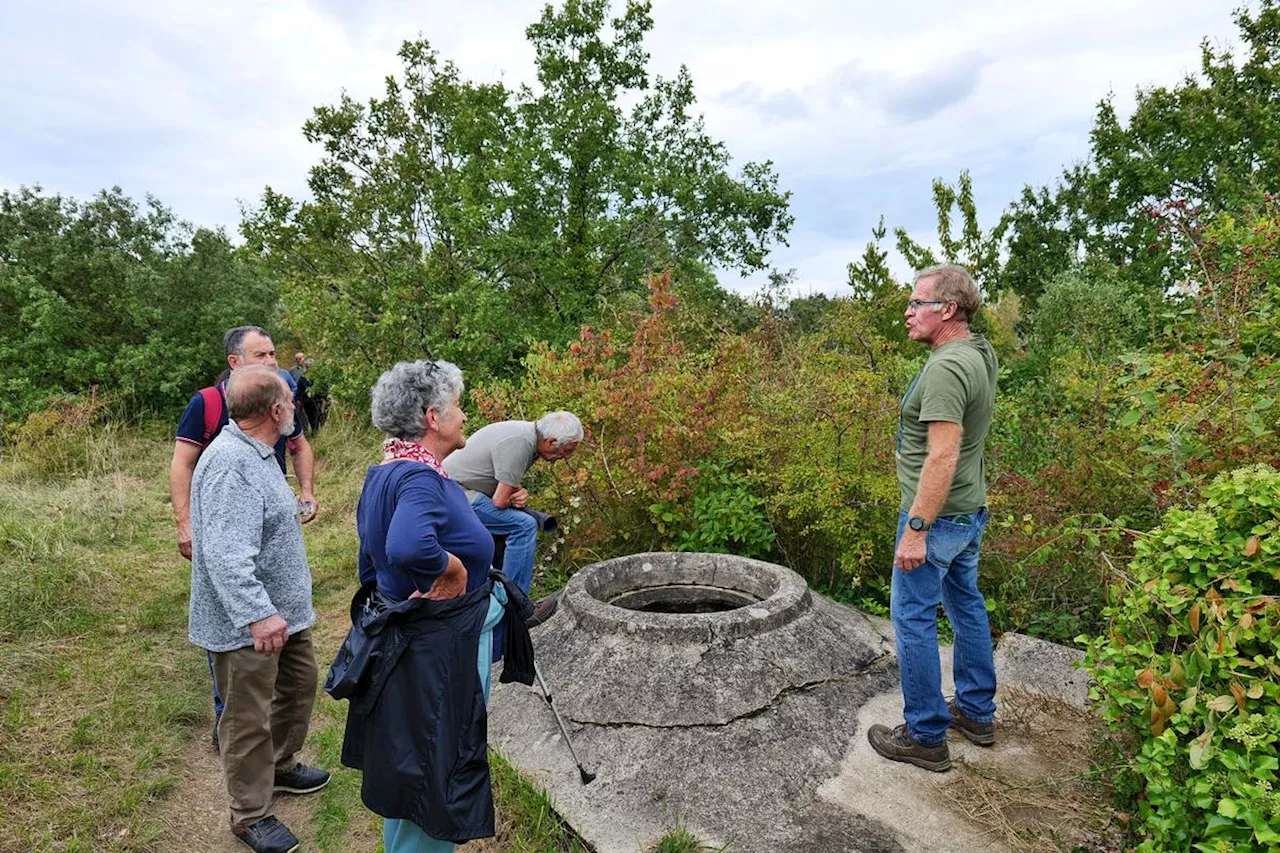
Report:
489,553,1092,853
992,631,1090,710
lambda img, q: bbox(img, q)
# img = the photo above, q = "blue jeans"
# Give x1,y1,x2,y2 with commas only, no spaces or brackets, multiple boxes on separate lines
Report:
470,494,538,594
383,586,507,853
890,509,996,745
208,650,224,717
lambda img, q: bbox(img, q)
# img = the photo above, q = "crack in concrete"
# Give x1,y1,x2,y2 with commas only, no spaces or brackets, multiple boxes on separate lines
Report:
567,652,895,731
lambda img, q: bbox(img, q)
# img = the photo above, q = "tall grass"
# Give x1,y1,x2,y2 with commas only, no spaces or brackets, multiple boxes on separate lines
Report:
0,421,206,851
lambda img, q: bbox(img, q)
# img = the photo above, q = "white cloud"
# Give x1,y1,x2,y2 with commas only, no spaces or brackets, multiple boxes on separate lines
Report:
0,0,1245,293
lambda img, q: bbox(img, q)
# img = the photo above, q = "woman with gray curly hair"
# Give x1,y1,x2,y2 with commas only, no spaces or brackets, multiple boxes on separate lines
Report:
340,360,531,853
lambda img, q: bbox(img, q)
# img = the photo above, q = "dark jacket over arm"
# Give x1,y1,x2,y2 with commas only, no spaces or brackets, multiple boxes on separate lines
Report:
338,576,533,843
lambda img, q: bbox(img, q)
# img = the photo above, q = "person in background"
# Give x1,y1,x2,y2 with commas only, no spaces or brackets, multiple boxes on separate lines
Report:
288,352,307,384
301,358,326,433
442,412,582,624
169,325,318,752
289,352,317,436
188,366,329,853
866,264,1000,773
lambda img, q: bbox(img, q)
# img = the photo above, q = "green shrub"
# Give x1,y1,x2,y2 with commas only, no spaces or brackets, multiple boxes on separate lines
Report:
0,186,278,425
476,275,900,600
652,460,775,559
1083,464,1280,852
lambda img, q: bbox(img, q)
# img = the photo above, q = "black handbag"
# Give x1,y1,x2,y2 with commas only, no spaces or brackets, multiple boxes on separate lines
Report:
324,581,386,701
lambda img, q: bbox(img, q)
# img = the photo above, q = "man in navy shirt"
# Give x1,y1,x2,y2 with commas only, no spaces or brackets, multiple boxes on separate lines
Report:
169,325,318,751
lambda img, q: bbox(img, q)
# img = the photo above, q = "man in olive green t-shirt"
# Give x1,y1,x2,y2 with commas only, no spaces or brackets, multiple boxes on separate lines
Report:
867,263,1000,773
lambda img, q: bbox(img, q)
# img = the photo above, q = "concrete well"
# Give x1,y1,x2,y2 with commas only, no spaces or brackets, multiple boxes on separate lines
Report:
489,553,1084,853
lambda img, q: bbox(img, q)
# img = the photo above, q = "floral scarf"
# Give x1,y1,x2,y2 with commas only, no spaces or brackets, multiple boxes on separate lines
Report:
382,437,450,478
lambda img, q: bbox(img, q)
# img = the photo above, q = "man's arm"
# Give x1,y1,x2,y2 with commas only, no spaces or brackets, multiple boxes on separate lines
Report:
895,420,963,572
169,441,203,560
289,433,317,521
492,481,529,509
490,435,534,508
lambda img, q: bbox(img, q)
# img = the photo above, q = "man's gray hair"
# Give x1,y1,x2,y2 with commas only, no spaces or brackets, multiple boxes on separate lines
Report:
913,264,981,323
535,411,583,444
371,360,464,441
224,325,269,356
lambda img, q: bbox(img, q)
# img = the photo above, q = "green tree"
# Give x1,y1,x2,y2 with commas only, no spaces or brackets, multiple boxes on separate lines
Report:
845,172,1008,347
0,186,277,423
1008,0,1280,293
844,216,909,346
243,0,792,405
999,185,1080,302
1019,261,1154,374
891,170,1008,292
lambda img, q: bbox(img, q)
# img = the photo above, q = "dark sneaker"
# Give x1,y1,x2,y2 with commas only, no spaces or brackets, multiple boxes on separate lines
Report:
274,763,331,794
233,816,299,853
212,710,222,755
867,723,951,772
948,699,996,746
526,592,561,628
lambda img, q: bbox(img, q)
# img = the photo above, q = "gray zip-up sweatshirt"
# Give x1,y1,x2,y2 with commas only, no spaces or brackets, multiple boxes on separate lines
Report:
188,421,315,652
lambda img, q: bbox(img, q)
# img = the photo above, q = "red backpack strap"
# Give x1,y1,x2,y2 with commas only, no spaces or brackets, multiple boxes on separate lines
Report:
199,386,225,446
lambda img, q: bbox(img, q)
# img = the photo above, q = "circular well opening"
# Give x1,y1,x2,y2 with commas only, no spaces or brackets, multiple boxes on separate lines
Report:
609,584,761,614
564,553,813,641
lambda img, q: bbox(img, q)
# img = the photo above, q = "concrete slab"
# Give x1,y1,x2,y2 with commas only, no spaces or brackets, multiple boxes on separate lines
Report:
992,632,1090,711
489,553,1096,853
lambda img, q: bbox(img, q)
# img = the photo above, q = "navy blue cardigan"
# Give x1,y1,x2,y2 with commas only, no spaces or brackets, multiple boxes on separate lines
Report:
356,461,494,601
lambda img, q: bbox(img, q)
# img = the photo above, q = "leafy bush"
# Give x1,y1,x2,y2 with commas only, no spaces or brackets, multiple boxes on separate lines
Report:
2,393,118,480
476,274,901,599
1017,263,1154,374
1083,465,1280,852
652,459,774,559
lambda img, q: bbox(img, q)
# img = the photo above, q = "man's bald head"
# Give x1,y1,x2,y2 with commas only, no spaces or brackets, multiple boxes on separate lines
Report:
227,366,292,422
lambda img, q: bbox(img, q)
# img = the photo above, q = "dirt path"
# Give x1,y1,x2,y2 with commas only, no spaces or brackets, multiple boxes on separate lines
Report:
150,729,360,852
150,728,523,852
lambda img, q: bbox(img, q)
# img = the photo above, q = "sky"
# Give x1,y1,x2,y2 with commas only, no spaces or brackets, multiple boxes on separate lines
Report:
0,0,1246,296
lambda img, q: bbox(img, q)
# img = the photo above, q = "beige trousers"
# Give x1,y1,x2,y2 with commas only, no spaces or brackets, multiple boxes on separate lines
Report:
212,628,318,830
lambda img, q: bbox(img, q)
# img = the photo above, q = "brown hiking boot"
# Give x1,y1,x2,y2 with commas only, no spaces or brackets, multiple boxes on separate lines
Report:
948,699,996,746
867,723,951,772
526,592,561,628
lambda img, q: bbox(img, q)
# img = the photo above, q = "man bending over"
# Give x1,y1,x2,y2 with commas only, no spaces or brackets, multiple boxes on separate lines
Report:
443,411,582,624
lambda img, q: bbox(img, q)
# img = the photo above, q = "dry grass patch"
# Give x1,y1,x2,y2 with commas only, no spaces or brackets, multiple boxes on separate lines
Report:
938,687,1126,853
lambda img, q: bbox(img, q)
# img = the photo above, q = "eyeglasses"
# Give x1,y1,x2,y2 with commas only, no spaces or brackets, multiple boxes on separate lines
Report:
906,299,946,311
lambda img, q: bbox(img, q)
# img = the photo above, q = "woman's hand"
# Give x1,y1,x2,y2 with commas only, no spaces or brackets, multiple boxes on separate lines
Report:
410,553,468,601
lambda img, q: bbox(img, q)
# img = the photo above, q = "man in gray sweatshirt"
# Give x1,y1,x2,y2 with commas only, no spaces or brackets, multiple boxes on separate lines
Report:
189,366,328,853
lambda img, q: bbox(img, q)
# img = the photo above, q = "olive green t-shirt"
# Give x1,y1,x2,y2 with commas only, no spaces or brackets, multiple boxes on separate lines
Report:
896,335,998,516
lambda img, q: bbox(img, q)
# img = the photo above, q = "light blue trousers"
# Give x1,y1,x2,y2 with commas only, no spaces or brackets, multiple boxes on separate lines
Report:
382,588,506,853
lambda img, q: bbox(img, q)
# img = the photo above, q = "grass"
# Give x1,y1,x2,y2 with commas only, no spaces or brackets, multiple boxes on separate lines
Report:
1,412,737,851
935,688,1124,853
649,824,725,853
0,427,207,852
488,750,590,852
0,413,605,852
